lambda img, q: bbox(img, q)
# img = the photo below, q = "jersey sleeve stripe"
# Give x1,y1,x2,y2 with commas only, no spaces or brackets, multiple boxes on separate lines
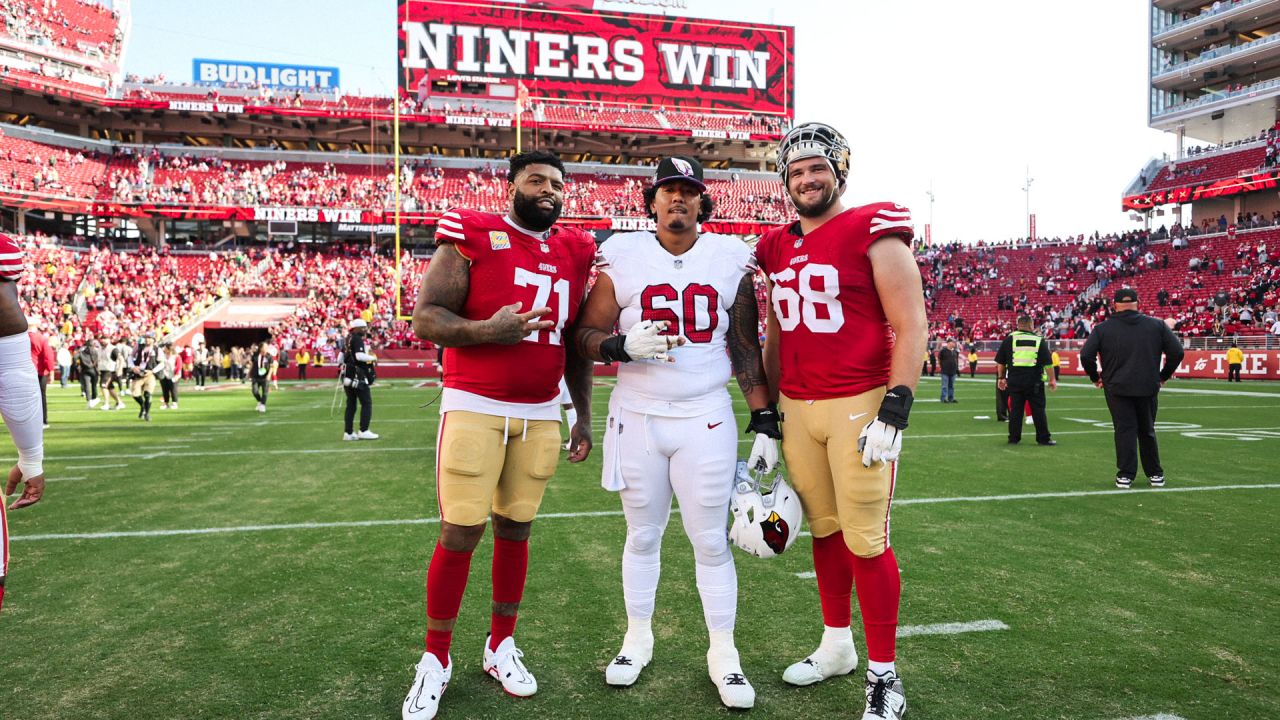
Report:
438,218,464,230
874,210,912,220
0,252,22,261
435,228,466,241
869,220,913,234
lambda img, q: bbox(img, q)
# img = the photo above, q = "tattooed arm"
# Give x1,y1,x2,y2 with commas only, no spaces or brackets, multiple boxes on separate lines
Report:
727,272,771,412
412,244,552,347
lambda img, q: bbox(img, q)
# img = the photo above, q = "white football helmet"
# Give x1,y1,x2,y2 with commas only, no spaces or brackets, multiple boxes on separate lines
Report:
728,461,803,559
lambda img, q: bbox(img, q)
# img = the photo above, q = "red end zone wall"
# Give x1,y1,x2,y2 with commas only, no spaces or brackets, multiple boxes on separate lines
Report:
969,350,1280,381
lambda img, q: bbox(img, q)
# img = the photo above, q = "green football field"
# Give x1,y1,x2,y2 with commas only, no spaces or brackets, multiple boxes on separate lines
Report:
2,375,1278,720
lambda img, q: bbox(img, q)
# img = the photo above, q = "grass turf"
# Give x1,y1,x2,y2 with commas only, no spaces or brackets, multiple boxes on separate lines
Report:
2,375,1278,719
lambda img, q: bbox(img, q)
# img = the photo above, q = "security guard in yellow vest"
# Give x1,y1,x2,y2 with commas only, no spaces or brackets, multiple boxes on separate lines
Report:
994,315,1057,445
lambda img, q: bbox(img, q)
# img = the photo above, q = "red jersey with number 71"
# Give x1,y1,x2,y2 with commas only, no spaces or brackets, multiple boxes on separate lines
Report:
755,202,915,401
435,209,596,404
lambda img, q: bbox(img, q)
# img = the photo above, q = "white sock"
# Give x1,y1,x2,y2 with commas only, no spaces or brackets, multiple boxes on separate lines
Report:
624,615,653,648
708,629,736,656
868,660,896,677
821,625,854,648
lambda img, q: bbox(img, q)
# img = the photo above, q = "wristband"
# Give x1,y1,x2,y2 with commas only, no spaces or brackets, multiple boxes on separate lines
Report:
746,405,782,439
600,335,633,363
877,385,913,430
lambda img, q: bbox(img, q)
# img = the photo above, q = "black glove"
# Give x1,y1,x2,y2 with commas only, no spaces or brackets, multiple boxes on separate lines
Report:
600,335,633,363
747,404,782,439
877,385,914,430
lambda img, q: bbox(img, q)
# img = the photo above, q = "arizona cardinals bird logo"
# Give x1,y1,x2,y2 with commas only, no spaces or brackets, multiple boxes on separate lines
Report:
760,510,789,555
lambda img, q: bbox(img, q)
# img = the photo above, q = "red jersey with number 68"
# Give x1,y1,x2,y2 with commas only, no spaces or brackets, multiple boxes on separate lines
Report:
435,209,595,407
755,202,915,401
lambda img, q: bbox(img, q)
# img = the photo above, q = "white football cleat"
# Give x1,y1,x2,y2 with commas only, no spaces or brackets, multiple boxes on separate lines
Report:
115,401,126,410
604,631,654,687
708,647,755,709
357,430,380,440
483,635,537,697
88,398,100,408
783,634,858,686
861,669,907,720
402,652,451,720
343,433,358,441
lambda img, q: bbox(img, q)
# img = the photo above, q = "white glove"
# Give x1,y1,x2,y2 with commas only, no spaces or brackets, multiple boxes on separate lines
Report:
623,320,686,362
747,433,779,473
858,418,903,468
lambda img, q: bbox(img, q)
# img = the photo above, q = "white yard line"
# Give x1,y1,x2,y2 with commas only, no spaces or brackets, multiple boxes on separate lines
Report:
45,475,87,482
895,483,1280,506
1118,715,1188,720
64,463,126,470
896,619,1009,638
12,484,1277,543
794,571,817,579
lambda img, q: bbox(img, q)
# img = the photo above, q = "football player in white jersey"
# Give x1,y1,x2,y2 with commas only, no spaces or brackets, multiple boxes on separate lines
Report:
573,156,781,709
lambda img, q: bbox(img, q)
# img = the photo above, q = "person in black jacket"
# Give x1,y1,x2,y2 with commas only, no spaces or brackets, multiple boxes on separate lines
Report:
937,338,960,403
341,318,378,441
250,342,273,413
1080,288,1185,489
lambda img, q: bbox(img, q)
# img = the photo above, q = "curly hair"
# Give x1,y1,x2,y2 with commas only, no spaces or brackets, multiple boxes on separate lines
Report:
642,184,716,223
507,150,566,184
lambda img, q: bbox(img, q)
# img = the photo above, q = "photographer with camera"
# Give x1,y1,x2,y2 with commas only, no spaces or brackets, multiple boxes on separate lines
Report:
341,318,378,441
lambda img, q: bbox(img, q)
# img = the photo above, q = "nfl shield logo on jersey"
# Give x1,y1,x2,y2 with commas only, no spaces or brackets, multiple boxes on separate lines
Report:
489,231,511,250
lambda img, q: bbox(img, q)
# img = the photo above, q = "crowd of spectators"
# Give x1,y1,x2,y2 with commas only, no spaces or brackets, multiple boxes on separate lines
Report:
0,0,121,61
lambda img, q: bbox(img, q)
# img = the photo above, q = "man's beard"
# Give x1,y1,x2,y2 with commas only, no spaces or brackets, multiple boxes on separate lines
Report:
512,190,563,232
790,182,838,218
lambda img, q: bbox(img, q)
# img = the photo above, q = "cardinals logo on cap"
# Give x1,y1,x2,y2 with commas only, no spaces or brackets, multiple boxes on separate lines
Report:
672,158,695,177
760,510,790,555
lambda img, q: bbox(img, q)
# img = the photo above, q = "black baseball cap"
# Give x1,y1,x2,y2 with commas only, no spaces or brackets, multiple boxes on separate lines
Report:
1113,287,1139,303
653,156,706,190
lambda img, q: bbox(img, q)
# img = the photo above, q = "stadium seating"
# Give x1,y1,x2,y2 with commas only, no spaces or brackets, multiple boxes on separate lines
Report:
1142,145,1266,192
0,133,109,196
0,0,122,61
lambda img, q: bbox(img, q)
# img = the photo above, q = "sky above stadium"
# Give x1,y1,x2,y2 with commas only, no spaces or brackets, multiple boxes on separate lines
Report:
124,0,1174,244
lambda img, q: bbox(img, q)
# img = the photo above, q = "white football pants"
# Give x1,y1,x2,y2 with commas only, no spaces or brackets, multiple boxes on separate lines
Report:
610,401,739,632
0,332,43,482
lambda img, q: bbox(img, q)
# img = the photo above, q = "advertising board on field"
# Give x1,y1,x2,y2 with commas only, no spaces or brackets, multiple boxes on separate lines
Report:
398,0,794,115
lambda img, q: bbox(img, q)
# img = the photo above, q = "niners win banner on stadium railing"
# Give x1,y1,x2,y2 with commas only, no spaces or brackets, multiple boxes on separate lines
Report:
398,0,794,116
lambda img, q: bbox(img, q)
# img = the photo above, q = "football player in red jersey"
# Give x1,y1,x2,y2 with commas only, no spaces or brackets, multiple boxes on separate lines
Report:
0,232,47,615
402,151,596,720
755,124,927,720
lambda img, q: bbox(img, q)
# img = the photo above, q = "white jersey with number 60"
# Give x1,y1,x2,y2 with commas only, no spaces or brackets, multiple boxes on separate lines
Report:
597,231,755,417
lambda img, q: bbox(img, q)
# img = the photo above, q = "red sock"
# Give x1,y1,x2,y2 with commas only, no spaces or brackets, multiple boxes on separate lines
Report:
852,547,901,663
0,584,5,614
425,543,474,666
811,533,854,628
489,536,529,650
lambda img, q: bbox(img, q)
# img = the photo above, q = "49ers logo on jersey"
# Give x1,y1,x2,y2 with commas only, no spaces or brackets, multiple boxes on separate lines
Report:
640,283,719,343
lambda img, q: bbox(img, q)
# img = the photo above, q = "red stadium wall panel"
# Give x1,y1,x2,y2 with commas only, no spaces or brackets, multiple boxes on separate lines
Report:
973,351,1280,380
398,0,795,116
1122,167,1280,211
